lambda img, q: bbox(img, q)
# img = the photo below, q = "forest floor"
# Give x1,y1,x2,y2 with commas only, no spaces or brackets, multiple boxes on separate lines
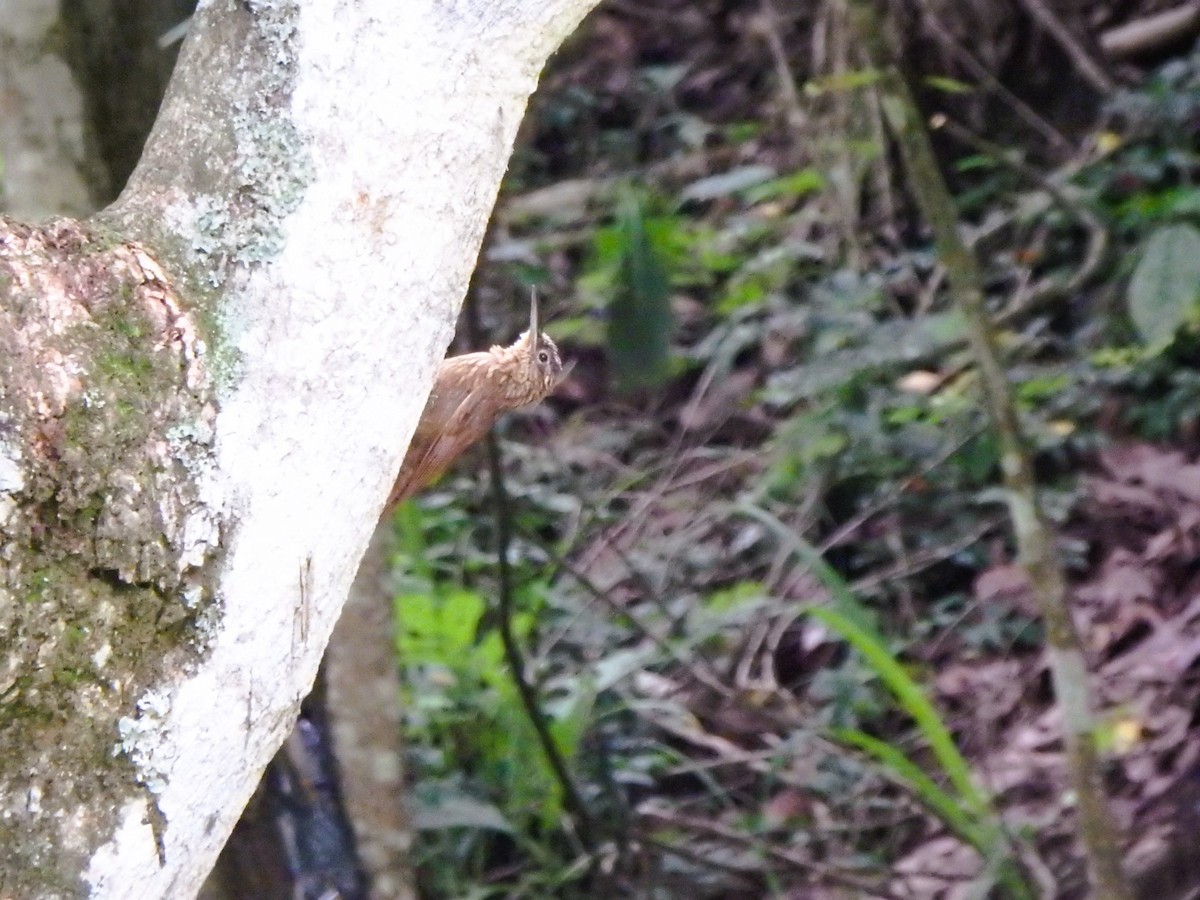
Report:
396,2,1200,897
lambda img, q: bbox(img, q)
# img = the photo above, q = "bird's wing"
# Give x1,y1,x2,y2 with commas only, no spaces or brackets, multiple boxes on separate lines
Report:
385,382,494,510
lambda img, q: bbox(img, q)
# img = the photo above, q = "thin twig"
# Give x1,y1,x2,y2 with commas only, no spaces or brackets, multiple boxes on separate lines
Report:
1013,0,1116,94
461,289,597,841
755,0,808,135
817,424,988,554
534,529,739,699
846,4,1132,896
638,807,900,897
1100,2,1200,60
636,834,769,890
918,2,1073,155
931,115,1110,304
485,430,598,841
848,515,1006,595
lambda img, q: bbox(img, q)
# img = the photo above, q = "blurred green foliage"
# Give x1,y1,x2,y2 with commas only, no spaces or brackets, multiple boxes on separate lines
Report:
599,190,675,393
397,39,1200,900
393,499,594,896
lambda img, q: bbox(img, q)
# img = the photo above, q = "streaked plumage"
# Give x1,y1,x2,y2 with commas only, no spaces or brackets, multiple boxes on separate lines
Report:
385,294,569,512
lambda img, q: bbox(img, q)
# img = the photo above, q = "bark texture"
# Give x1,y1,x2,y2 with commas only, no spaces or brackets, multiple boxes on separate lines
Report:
0,215,218,896
0,0,600,896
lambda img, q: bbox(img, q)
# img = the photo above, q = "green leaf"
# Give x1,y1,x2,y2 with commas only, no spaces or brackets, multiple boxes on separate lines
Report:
732,504,877,633
410,785,514,833
743,168,826,204
808,605,987,817
396,589,486,663
833,727,985,846
1165,188,1200,216
680,165,777,202
731,507,978,806
805,68,883,96
1128,224,1200,348
704,581,765,614
954,154,1000,173
923,75,974,95
547,679,596,765
607,190,675,393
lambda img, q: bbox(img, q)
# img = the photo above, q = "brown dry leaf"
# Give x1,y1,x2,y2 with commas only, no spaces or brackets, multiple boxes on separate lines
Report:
936,659,1025,724
1099,445,1200,509
974,563,1031,603
1143,526,1184,562
760,787,814,829
1169,463,1200,503
983,708,1066,799
1083,475,1162,514
678,368,759,434
1102,621,1200,687
890,835,983,900
1074,548,1160,608
1143,505,1200,562
896,369,944,395
1099,443,1185,487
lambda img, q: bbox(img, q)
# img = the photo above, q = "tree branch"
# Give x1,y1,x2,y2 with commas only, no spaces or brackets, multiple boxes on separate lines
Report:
1,1,602,895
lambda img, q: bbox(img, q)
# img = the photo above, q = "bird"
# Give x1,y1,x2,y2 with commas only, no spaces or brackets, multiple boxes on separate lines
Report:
215,296,569,898
384,291,571,512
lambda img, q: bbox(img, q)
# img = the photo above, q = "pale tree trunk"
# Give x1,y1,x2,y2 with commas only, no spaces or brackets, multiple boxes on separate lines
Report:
0,1,599,897
0,0,102,216
324,526,409,896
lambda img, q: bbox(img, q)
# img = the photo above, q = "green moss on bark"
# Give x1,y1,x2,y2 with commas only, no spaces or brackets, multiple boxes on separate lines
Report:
0,216,221,896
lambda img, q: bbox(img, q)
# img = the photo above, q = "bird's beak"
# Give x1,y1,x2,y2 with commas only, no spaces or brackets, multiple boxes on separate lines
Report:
529,288,541,354
554,359,576,389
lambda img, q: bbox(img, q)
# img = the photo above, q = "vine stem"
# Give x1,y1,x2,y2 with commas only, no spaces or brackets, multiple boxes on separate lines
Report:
844,3,1132,897
461,288,596,842
484,431,597,842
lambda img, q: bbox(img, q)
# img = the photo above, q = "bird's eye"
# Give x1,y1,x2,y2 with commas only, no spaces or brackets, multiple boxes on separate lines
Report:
538,350,550,364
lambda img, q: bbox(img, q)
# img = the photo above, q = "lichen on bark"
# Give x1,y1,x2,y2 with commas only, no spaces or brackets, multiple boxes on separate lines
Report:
107,0,311,289
0,215,222,895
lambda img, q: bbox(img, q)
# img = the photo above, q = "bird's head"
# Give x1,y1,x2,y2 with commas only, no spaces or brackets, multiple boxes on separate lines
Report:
512,290,572,403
